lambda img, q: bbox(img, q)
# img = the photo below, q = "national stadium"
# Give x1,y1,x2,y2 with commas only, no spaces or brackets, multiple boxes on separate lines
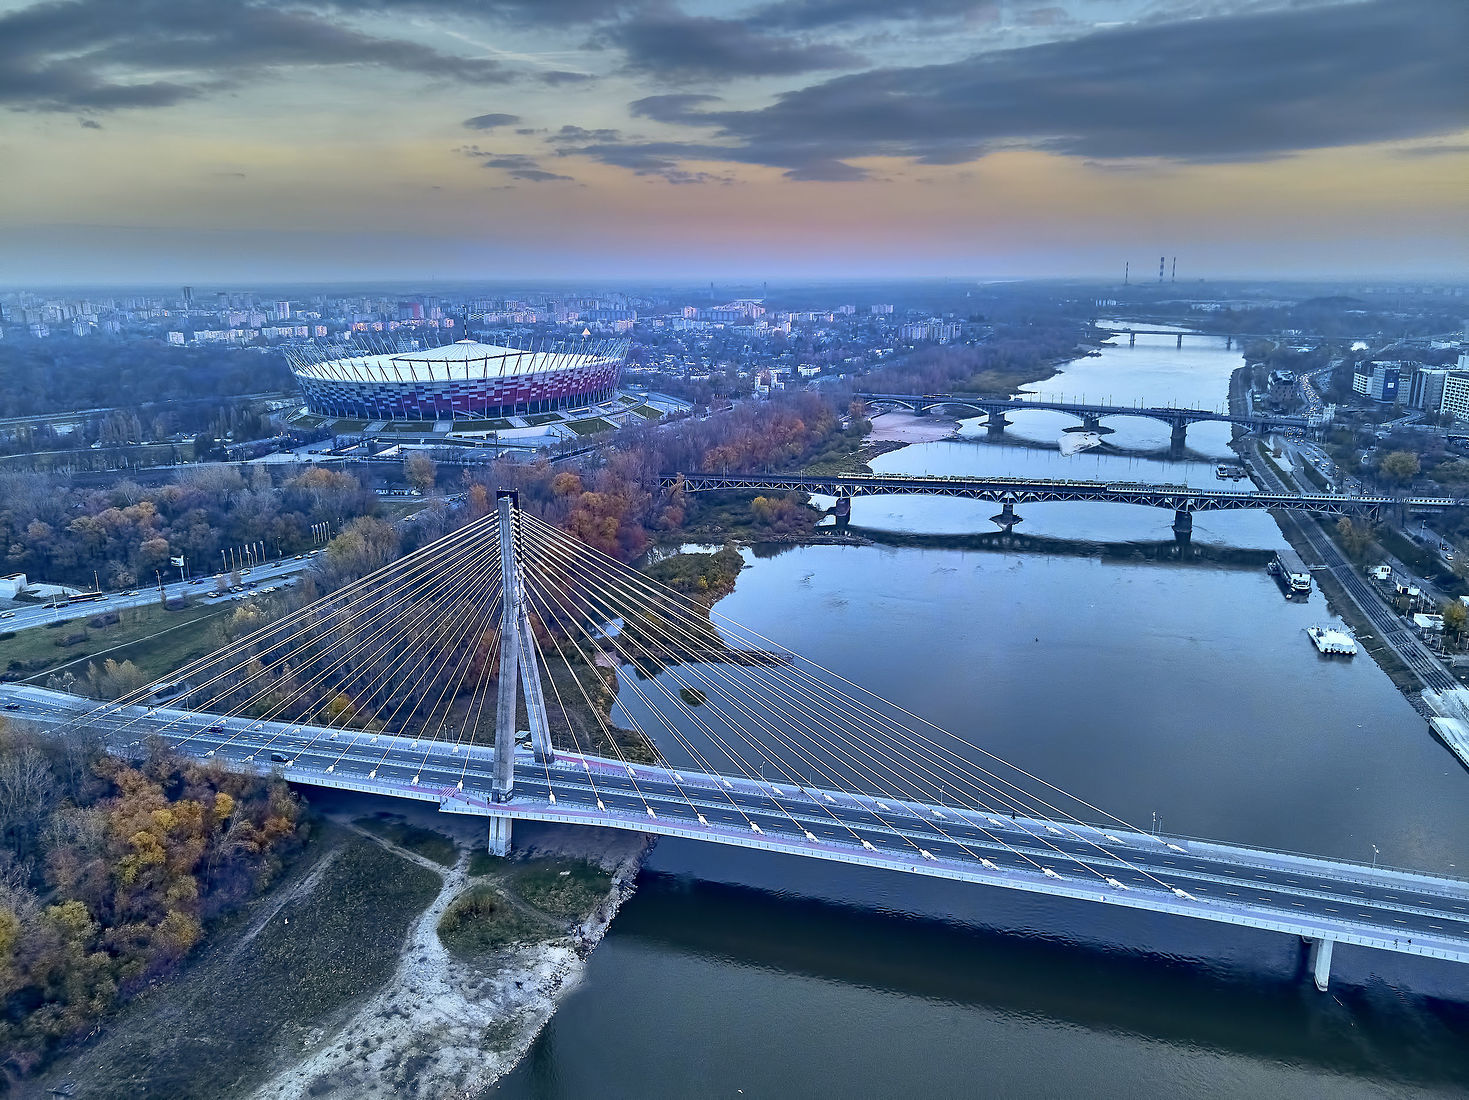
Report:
284,336,629,421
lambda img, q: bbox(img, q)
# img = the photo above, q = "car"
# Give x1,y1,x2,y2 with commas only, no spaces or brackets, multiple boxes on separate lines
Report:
207,723,224,733
295,554,304,560
121,590,137,596
0,611,14,619
2,703,19,711
240,568,252,575
269,752,289,763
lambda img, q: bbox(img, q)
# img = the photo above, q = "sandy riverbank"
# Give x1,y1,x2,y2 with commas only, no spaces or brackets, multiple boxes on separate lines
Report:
256,805,649,1100
864,410,960,444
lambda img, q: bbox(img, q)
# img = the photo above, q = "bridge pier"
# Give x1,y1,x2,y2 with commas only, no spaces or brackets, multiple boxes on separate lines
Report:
487,814,512,856
1172,509,1193,536
992,501,1022,530
1177,334,1183,349
1082,414,1102,432
1226,335,1233,350
1307,935,1334,991
833,492,852,524
1170,422,1188,454
987,412,1009,436
1129,332,1136,347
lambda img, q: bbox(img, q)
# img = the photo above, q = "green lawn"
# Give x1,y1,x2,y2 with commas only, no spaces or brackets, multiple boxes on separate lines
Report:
525,412,564,427
630,405,663,419
507,858,612,921
451,418,514,431
565,417,616,436
0,600,230,684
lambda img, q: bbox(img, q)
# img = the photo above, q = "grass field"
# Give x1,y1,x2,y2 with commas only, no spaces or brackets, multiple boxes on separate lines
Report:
565,417,616,436
0,599,231,683
379,420,438,432
451,418,514,431
630,405,663,420
524,412,564,427
506,859,612,921
355,814,459,867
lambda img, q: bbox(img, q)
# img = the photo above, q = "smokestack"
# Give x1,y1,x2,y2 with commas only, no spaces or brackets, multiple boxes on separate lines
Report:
1124,262,1129,286
1171,257,1176,283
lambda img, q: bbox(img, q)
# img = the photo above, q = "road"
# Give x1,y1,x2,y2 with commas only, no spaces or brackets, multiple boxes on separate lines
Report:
6,683,1468,973
0,556,316,634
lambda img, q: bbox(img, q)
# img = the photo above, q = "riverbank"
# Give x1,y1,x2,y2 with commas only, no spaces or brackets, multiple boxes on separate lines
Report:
31,795,650,1100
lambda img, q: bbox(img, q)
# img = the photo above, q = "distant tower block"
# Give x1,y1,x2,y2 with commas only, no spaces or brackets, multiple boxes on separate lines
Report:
1159,256,1165,283
1171,257,1177,283
1124,262,1129,286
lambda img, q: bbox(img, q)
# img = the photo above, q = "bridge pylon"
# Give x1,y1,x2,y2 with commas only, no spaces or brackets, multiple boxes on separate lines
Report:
492,491,554,821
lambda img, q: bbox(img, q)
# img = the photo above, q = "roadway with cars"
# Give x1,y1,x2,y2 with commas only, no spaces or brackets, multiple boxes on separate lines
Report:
4,683,1468,979
0,556,318,634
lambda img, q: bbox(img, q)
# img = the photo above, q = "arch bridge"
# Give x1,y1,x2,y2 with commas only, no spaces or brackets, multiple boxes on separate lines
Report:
855,392,1311,451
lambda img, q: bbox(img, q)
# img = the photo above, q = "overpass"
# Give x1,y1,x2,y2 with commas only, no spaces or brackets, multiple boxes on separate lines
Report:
855,391,1311,451
14,494,1469,994
662,471,1464,534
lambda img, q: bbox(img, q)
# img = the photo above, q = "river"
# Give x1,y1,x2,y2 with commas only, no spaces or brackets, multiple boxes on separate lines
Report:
495,333,1469,1098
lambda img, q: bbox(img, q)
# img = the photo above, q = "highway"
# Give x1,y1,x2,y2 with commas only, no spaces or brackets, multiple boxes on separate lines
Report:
6,683,1468,976
0,556,315,635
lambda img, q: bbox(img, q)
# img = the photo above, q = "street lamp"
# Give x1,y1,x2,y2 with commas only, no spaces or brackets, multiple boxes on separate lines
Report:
1372,844,1380,869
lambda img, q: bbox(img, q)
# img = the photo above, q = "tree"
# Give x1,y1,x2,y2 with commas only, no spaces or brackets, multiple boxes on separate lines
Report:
404,452,437,495
1443,599,1467,640
1379,451,1421,483
1336,517,1375,562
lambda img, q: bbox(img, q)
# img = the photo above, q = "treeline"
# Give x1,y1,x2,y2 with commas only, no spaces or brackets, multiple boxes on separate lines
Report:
480,391,856,560
0,723,304,1080
0,339,292,419
0,465,380,588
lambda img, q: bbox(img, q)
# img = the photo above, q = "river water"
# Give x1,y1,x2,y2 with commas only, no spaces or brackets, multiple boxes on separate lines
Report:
496,334,1469,1098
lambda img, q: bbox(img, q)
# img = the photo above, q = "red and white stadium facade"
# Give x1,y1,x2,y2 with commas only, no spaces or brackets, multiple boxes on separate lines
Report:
287,338,628,420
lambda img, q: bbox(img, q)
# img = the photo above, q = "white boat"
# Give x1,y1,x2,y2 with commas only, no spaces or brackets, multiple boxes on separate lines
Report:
1306,625,1357,656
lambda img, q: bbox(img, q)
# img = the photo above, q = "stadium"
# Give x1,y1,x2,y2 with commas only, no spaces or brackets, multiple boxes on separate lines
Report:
284,337,628,421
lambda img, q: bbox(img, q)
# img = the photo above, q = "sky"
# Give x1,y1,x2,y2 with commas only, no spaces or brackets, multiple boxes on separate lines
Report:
0,0,1465,286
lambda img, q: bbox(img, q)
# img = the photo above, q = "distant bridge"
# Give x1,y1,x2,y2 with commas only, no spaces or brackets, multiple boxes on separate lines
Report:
855,391,1311,451
663,471,1466,533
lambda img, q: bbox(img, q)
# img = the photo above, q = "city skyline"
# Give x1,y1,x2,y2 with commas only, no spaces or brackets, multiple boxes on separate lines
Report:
1,0,1465,285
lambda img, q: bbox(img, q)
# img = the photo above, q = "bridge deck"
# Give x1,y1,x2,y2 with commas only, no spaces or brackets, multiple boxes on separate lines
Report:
9,684,1468,970
664,471,1461,519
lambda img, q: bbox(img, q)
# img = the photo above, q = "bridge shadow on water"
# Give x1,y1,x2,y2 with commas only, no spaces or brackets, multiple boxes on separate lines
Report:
789,525,1276,568
601,865,1469,1091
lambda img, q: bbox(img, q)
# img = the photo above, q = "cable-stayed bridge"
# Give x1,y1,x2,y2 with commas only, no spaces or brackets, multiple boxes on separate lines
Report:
14,494,1469,993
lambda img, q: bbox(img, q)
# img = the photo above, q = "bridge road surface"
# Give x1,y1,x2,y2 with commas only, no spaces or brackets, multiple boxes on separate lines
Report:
6,683,1469,976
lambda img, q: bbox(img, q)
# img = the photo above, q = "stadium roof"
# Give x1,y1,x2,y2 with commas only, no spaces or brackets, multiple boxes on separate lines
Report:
290,338,625,383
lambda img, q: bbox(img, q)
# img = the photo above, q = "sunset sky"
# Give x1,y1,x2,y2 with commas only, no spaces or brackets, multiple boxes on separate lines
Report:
1,0,1464,285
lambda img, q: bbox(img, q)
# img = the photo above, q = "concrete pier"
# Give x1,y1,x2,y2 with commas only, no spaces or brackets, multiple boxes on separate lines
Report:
487,814,512,856
834,493,852,522
1170,422,1188,453
992,501,1022,529
987,412,1009,436
1172,509,1193,536
1308,935,1334,991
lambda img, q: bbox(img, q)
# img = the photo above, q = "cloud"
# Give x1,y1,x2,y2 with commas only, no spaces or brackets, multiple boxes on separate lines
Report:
539,70,594,85
1396,142,1469,158
609,8,863,80
629,93,722,125
751,0,992,31
0,0,512,114
565,0,1468,180
480,153,574,182
78,118,102,129
464,112,522,130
